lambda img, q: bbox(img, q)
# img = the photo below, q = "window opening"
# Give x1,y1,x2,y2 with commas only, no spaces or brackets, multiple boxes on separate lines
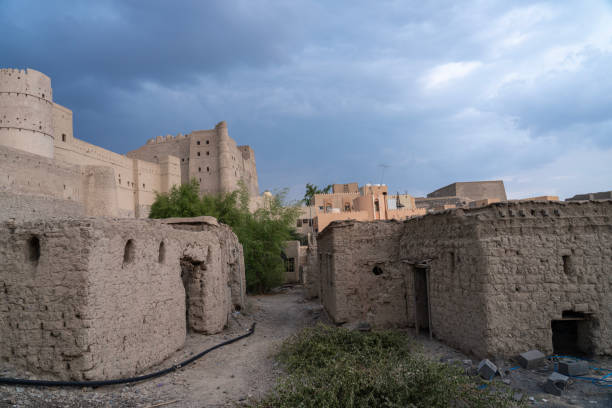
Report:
158,241,166,263
372,266,383,275
27,236,41,263
123,239,135,266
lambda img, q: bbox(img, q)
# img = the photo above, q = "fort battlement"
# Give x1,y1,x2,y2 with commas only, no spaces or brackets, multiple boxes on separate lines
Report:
0,67,55,158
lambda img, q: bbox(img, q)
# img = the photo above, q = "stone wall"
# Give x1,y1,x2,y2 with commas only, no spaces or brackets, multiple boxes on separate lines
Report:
317,220,409,328
0,216,246,380
317,201,612,358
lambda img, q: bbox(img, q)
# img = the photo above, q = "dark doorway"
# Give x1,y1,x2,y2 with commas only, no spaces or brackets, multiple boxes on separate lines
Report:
414,267,430,335
180,257,199,333
552,311,592,356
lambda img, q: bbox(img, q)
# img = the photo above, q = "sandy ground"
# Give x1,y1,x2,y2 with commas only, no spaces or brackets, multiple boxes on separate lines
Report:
1,286,611,407
0,285,324,408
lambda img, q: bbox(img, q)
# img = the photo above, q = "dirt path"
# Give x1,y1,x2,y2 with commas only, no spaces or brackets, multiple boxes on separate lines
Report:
0,286,323,408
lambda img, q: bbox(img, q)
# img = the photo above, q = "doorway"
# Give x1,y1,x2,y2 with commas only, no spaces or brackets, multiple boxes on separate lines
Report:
180,257,199,333
552,311,593,356
414,266,431,336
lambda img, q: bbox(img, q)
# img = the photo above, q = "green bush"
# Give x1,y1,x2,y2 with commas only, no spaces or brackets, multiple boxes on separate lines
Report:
254,325,523,408
149,179,300,293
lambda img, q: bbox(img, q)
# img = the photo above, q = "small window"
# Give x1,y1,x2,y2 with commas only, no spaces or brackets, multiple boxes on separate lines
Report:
123,239,135,266
197,141,200,145
562,255,571,274
344,203,350,211
197,152,201,157
206,140,209,144
206,151,210,156
158,241,166,263
142,184,145,188
372,266,383,276
450,252,455,273
374,200,380,212
61,134,66,142
206,166,210,172
27,236,41,263
285,258,295,272
297,220,303,227
198,167,201,172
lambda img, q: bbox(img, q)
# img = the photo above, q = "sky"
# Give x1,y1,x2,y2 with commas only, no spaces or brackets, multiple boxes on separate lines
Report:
2,0,611,201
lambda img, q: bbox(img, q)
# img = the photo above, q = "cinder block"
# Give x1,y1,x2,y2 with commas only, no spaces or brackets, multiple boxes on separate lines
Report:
543,372,569,396
558,360,589,376
518,349,545,369
477,359,498,380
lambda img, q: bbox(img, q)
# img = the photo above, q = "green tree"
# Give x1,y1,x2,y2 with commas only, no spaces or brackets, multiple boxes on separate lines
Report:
303,183,332,206
149,179,300,293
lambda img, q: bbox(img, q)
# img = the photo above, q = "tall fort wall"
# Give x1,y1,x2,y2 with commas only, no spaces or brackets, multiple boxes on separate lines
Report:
127,121,259,199
0,69,55,158
0,68,251,218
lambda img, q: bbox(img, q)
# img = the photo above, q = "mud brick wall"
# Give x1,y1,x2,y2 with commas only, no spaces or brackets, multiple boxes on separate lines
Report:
0,219,93,379
472,200,612,357
400,211,491,357
318,220,408,328
0,217,246,380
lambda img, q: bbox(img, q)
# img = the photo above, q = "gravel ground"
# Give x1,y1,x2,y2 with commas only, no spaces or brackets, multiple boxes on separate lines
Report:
0,285,324,408
1,286,610,407
410,330,612,407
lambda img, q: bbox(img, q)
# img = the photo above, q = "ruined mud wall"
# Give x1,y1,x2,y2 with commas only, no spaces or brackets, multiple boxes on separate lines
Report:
317,220,408,328
0,217,246,380
0,219,94,379
399,211,490,357
471,200,612,357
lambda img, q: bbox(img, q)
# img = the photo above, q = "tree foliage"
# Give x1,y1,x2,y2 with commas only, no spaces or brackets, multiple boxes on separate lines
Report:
303,183,332,206
149,179,300,293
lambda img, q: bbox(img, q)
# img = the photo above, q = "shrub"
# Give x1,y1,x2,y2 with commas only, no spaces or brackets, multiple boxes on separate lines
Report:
149,179,300,293
254,325,523,408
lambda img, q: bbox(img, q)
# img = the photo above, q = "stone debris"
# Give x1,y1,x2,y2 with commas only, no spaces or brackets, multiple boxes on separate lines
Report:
543,372,569,396
518,349,546,369
558,359,590,377
477,359,498,380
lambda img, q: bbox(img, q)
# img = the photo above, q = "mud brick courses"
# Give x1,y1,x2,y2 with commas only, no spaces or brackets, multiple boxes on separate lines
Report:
0,217,245,380
316,200,611,358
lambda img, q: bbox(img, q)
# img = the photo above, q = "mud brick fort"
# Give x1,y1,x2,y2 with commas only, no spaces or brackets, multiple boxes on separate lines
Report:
0,67,610,383
0,68,260,221
0,68,250,381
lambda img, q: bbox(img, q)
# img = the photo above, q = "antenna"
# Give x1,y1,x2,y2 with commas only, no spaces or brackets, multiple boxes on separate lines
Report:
378,164,391,185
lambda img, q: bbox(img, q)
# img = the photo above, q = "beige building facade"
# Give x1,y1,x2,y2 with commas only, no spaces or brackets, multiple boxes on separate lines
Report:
0,68,259,220
304,183,425,233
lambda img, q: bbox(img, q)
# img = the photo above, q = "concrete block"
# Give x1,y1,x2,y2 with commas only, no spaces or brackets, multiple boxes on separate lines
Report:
477,359,498,380
558,360,589,377
543,372,569,396
518,349,546,369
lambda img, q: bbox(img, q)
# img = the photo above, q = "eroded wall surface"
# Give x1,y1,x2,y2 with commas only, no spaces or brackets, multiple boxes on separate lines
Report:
317,201,611,358
317,220,409,328
0,217,246,380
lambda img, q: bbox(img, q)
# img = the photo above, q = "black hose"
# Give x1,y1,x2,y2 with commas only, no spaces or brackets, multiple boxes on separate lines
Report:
0,323,256,387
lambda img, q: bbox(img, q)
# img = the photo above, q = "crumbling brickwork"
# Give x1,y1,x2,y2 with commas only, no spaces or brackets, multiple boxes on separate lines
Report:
317,220,409,328
317,201,611,358
0,217,246,380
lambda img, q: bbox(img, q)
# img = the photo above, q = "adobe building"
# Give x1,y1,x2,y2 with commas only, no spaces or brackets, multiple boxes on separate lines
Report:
415,180,507,212
0,216,246,380
301,182,425,234
0,68,260,220
314,200,611,359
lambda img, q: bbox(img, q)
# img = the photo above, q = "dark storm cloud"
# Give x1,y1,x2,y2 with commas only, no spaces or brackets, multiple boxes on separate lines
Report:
1,0,611,200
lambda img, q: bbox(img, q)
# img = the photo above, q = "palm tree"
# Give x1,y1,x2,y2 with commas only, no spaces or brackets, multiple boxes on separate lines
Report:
303,183,332,206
